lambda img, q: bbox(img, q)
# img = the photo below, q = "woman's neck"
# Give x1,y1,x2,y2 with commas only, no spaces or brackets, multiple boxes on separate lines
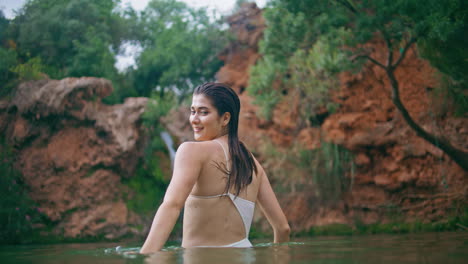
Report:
215,134,229,141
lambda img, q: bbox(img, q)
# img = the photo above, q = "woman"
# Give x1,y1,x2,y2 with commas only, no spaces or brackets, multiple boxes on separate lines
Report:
140,82,290,254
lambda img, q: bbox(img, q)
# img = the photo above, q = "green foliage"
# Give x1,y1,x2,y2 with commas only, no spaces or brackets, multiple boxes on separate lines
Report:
428,76,468,117
0,47,17,75
122,93,176,215
142,93,176,131
248,12,351,120
123,164,167,215
0,137,44,244
307,224,354,236
0,10,8,36
260,4,309,63
129,0,226,99
257,137,354,204
296,141,355,203
288,31,351,120
3,0,227,104
247,3,306,119
417,1,468,115
10,56,44,81
0,47,19,98
69,28,118,79
250,0,468,118
10,0,123,80
247,55,283,119
141,93,176,172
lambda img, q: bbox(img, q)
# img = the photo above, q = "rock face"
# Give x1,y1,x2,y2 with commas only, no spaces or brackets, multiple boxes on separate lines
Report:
164,3,467,232
1,77,147,238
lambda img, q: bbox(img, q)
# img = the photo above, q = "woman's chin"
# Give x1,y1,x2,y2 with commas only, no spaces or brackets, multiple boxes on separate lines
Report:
194,133,216,141
193,133,203,141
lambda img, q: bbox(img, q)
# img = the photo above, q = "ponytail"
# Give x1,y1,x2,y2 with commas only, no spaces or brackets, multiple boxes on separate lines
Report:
226,134,257,196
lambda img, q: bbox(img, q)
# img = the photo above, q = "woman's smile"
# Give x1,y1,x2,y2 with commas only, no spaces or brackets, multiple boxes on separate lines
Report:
192,127,203,132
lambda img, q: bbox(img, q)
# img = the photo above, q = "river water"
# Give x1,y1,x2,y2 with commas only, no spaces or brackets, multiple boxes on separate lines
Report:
1,232,466,263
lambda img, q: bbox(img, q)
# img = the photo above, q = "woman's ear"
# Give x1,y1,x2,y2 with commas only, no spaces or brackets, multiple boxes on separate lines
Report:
222,112,231,127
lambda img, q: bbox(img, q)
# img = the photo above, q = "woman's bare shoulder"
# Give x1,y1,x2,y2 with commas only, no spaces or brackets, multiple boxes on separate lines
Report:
250,153,265,172
177,140,219,148
176,140,220,158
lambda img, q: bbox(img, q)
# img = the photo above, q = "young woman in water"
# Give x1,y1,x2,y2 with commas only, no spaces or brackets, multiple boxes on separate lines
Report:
140,82,290,254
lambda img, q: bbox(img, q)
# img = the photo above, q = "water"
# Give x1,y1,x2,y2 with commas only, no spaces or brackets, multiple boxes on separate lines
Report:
1,232,467,263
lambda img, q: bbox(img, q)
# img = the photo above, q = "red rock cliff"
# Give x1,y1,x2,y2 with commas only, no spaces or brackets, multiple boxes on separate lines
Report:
1,77,148,238
165,3,467,232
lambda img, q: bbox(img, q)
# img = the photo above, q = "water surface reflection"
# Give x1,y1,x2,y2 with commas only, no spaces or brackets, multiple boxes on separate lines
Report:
1,232,467,263
145,244,291,264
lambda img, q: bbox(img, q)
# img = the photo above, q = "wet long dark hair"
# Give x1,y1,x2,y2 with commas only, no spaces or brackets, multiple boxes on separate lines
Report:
194,82,257,196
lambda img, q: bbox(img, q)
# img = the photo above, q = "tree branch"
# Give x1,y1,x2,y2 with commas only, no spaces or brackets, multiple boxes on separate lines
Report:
392,37,417,69
351,54,386,70
386,69,468,171
365,56,386,69
358,33,468,171
382,33,393,67
335,0,358,14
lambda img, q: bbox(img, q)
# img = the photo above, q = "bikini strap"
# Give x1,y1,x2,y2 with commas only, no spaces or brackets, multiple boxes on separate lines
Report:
190,193,229,199
213,139,229,166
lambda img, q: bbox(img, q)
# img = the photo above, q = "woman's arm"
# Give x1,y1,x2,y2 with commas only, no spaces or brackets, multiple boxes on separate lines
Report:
140,142,202,254
257,166,290,243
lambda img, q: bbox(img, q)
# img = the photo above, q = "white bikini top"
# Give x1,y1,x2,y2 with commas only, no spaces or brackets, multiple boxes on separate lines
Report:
189,139,255,238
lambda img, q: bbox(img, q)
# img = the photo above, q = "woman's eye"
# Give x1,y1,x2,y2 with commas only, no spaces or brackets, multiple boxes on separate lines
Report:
190,110,195,115
201,111,208,115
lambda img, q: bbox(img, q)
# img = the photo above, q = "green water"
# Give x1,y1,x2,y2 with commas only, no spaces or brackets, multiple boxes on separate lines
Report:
1,232,466,263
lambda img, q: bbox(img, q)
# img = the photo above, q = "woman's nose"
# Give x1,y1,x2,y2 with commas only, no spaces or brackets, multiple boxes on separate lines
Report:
190,113,200,124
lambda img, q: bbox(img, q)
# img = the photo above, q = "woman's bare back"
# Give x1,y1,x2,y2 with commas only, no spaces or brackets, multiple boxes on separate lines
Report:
182,139,260,247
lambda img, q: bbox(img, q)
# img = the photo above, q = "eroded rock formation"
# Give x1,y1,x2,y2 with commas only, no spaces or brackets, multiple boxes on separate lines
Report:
164,3,467,232
1,77,147,238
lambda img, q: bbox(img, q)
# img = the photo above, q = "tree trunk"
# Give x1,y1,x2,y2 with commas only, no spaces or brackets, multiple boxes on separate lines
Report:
364,35,468,171
386,68,468,171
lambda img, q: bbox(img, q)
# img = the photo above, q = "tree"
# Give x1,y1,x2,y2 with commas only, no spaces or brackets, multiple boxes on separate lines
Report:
9,0,125,80
249,0,468,170
0,11,21,97
129,0,226,100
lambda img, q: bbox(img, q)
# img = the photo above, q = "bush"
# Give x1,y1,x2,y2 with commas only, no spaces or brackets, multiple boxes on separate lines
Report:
0,47,19,98
298,141,355,204
10,56,44,81
248,28,350,121
0,137,44,244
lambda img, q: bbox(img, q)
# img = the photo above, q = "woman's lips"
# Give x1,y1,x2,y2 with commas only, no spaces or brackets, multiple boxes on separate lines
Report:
193,127,203,132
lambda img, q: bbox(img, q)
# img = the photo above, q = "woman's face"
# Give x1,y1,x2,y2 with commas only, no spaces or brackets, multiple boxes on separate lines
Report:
190,94,229,141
